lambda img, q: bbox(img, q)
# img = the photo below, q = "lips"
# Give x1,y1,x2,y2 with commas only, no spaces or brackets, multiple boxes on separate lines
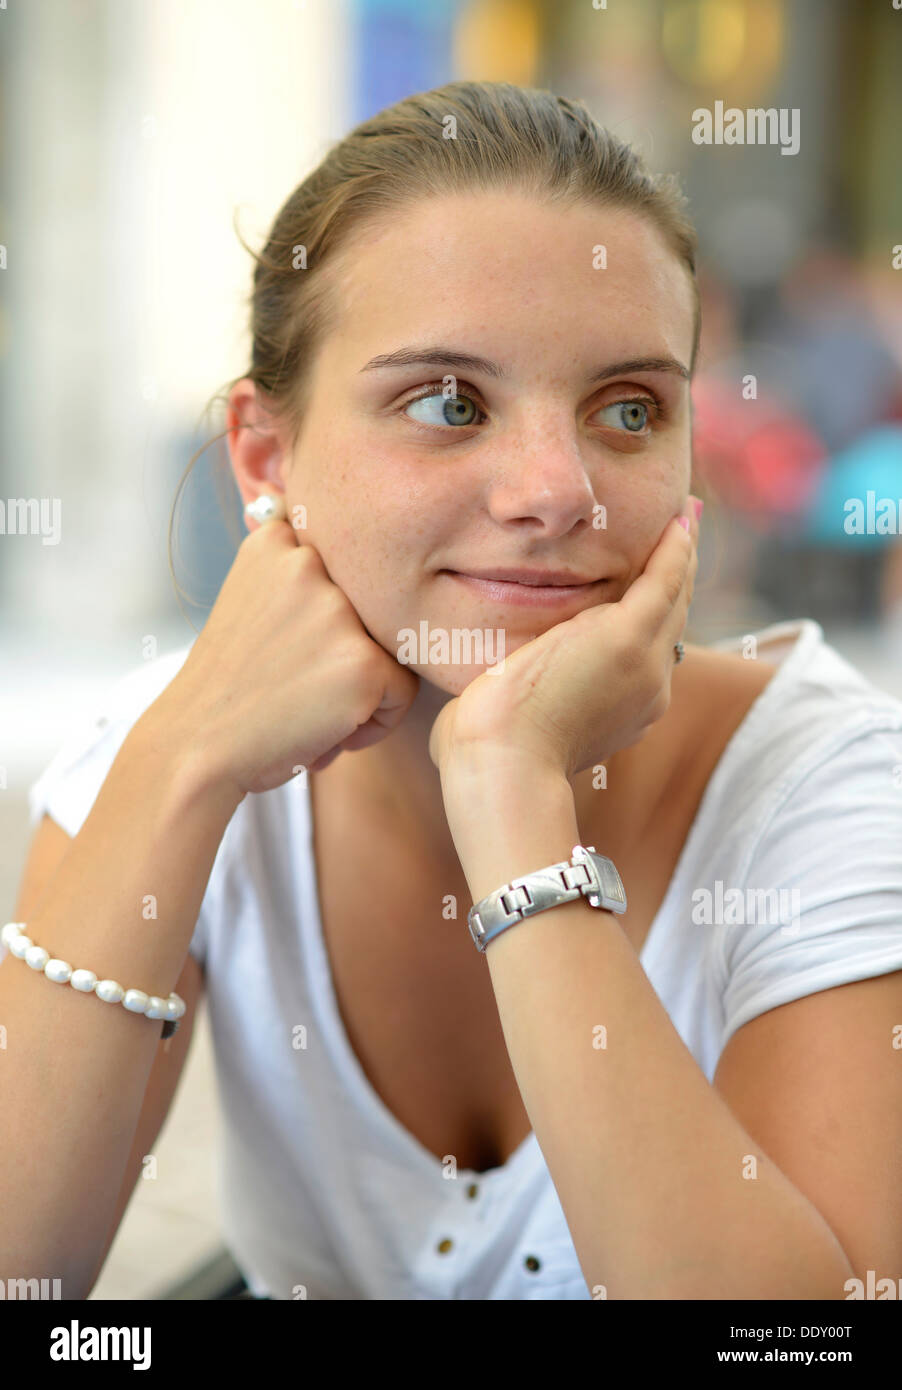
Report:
444,567,599,586
441,568,606,608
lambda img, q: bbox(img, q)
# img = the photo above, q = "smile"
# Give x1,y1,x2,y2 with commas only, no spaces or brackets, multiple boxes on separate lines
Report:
441,570,605,607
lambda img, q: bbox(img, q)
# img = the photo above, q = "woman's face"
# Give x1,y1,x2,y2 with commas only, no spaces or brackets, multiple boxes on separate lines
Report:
246,191,695,696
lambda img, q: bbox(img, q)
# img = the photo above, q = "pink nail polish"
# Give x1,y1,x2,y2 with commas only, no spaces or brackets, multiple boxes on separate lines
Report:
692,498,704,521
678,515,690,532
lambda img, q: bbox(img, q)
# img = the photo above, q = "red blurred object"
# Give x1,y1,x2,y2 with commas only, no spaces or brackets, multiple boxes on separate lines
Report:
690,376,827,529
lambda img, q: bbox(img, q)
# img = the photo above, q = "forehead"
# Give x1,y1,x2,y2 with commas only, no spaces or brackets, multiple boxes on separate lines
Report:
320,191,695,372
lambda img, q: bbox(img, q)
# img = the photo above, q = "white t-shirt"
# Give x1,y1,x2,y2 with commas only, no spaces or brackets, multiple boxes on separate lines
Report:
11,618,902,1300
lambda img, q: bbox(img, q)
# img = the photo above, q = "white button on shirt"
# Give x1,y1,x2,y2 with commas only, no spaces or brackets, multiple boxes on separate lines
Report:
14,619,902,1299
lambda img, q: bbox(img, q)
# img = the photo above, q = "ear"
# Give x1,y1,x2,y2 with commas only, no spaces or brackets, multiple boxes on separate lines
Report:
225,378,290,512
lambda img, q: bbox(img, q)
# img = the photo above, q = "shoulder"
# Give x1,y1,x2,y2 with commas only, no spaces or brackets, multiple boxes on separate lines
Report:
677,642,779,734
30,641,197,795
666,621,902,908
689,619,902,796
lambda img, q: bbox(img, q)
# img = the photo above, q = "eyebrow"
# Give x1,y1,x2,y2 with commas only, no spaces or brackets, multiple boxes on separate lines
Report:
358,346,690,384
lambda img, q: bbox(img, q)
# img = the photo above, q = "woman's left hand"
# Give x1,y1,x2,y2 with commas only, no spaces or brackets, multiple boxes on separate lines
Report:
428,501,700,782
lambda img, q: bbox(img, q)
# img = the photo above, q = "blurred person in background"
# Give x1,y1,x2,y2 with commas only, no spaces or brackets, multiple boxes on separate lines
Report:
765,245,902,457
754,245,902,639
689,267,827,617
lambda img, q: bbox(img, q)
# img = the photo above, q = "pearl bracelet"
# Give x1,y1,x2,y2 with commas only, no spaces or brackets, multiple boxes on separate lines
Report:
1,922,186,1040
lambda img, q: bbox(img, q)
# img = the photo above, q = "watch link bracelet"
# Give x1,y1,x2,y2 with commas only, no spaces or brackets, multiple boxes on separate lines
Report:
467,844,627,953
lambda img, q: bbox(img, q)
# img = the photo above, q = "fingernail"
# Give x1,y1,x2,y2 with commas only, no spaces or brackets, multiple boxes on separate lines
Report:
678,515,690,532
692,498,704,521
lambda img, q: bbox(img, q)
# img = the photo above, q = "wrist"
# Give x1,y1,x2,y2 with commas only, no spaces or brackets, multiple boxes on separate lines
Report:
440,754,579,903
439,738,569,796
129,703,247,817
440,748,573,838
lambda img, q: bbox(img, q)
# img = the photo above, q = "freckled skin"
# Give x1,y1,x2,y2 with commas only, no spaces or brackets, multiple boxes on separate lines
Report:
223,190,697,839
230,191,696,698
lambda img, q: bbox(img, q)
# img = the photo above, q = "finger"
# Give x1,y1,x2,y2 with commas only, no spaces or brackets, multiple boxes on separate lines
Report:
243,491,300,543
666,503,700,635
616,514,694,645
672,496,700,622
309,747,342,773
663,511,700,656
339,711,405,751
243,515,300,551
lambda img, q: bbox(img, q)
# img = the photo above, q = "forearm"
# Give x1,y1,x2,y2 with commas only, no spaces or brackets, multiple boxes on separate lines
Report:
441,759,855,1299
0,709,243,1291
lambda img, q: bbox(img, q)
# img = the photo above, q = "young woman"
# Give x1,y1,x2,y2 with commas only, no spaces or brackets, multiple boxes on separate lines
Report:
4,81,902,1302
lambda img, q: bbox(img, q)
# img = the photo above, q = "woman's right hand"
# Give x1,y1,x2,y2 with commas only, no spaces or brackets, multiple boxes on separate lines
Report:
151,517,421,796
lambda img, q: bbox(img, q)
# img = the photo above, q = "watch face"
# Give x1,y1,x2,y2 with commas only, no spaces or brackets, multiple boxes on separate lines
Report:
588,852,628,913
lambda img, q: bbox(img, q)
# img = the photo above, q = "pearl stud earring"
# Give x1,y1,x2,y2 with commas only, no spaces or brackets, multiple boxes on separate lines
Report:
244,493,286,526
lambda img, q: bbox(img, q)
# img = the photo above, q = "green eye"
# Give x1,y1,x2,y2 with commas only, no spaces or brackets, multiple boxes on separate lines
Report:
598,401,650,432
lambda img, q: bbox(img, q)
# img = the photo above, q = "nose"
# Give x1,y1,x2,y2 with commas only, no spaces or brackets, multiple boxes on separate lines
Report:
481,424,599,537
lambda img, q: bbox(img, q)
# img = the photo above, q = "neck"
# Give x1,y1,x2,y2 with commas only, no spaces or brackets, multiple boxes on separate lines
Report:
325,652,699,872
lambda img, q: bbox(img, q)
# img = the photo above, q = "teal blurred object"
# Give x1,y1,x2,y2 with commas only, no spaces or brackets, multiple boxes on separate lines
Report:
802,427,902,548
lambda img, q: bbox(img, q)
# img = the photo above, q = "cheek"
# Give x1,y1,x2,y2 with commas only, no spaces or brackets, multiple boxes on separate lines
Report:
309,419,442,529
596,462,686,587
602,468,679,539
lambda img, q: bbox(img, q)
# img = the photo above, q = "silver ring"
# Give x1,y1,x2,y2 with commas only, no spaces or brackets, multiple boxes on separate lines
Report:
674,641,685,664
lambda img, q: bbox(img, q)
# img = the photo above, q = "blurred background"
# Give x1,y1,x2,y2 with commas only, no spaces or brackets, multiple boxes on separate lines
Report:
1,0,900,1297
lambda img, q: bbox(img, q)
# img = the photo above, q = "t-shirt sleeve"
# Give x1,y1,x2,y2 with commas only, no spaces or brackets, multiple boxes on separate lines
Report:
8,651,208,970
717,716,902,1052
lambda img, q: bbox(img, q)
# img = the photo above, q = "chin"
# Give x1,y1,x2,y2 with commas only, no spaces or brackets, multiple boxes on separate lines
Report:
393,621,542,694
411,661,504,696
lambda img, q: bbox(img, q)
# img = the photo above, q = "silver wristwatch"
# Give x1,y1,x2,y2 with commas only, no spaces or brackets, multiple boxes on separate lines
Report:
467,844,627,953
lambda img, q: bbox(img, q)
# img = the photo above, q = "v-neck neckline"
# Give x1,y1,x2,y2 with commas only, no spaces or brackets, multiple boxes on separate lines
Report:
297,619,820,1183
